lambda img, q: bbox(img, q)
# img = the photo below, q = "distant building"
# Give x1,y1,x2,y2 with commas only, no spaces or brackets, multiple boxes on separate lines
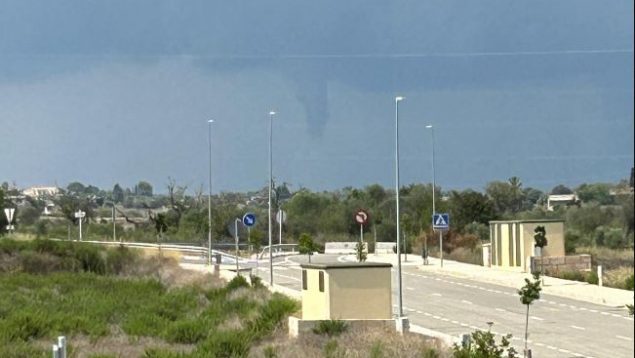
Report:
487,219,565,272
546,194,579,211
23,186,60,198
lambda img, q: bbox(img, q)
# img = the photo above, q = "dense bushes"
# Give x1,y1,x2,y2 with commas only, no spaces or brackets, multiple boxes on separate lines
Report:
0,271,299,357
0,239,138,275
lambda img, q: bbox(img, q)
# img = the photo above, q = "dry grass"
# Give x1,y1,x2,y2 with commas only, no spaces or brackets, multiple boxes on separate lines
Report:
575,246,634,270
249,324,449,358
604,266,635,289
36,334,195,358
445,247,482,266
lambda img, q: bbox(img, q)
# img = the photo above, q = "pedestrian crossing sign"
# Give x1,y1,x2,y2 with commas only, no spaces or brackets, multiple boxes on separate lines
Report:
432,213,450,230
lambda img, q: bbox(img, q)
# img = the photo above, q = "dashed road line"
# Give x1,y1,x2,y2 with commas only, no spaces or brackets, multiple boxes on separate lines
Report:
616,335,632,341
570,325,585,330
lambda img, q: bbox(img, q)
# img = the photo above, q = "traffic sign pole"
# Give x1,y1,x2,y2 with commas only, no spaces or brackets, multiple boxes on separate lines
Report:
432,213,450,268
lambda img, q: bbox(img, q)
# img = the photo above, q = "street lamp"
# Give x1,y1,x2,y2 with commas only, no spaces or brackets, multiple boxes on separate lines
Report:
426,124,442,268
394,96,404,318
234,218,241,275
268,110,276,286
207,119,214,267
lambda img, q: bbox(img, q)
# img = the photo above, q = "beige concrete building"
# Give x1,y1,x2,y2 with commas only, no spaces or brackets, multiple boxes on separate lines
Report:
300,262,392,320
488,219,565,272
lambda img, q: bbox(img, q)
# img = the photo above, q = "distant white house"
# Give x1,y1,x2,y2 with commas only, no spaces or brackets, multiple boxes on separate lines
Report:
546,194,579,211
22,186,60,198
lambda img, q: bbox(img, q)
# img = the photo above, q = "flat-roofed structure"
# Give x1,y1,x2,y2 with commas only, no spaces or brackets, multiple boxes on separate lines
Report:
488,219,565,272
300,262,392,320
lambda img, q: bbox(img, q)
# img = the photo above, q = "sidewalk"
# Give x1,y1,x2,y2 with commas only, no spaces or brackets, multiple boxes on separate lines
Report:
366,254,634,308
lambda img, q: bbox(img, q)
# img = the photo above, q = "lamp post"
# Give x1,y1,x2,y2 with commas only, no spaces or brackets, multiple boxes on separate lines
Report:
426,125,442,268
268,111,276,286
207,119,214,267
234,218,241,275
394,96,404,318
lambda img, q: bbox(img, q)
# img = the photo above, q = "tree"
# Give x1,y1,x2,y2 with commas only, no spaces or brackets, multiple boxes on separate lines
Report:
449,190,497,231
518,273,542,357
508,176,524,212
533,226,548,277
135,181,153,197
112,184,125,203
298,233,317,263
67,182,86,195
453,329,518,358
486,181,517,215
550,184,573,195
355,241,367,262
576,183,614,205
0,188,6,236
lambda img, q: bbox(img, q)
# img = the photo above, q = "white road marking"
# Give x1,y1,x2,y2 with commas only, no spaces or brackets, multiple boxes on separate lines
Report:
405,287,415,291
431,293,442,297
530,316,544,321
616,335,632,341
495,308,506,312
570,325,585,330
461,300,473,305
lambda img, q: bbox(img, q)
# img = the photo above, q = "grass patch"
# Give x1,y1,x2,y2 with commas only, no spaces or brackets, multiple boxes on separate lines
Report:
0,240,299,357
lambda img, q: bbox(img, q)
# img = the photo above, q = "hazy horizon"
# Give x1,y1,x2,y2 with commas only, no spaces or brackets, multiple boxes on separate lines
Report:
1,1,633,193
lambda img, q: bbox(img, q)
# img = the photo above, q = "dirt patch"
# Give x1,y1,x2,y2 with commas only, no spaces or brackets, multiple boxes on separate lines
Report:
250,323,450,358
36,332,194,358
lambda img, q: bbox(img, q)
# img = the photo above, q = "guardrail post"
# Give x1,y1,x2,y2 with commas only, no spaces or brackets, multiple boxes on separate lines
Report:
597,265,603,287
57,336,66,358
52,344,60,358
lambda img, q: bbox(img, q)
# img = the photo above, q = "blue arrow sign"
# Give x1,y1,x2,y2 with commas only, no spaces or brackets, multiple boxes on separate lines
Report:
432,213,450,230
242,213,256,227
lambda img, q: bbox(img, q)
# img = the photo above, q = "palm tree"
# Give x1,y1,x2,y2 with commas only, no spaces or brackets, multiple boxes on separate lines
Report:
508,176,524,213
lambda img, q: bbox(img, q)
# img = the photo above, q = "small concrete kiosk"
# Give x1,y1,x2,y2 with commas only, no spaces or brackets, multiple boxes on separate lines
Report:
299,262,393,320
488,219,565,272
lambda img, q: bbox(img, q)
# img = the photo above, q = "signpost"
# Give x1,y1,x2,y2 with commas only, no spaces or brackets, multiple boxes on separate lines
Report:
242,213,256,227
275,210,286,246
74,210,86,241
432,213,450,267
355,209,369,244
4,208,15,233
242,213,256,256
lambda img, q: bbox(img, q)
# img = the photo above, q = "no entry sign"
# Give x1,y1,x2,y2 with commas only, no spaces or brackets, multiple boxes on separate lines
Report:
355,209,369,225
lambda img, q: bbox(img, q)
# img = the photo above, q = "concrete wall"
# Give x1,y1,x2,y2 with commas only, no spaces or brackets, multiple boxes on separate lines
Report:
490,220,565,272
324,242,367,254
301,269,329,320
327,267,392,320
531,255,592,274
521,222,565,257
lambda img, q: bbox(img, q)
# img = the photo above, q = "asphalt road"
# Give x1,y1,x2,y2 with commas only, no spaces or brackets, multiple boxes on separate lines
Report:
249,254,634,358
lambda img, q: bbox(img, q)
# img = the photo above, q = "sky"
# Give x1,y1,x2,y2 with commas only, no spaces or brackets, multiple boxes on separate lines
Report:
0,0,633,194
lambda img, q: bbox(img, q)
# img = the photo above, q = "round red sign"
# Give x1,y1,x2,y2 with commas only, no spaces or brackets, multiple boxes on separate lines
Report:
355,209,369,225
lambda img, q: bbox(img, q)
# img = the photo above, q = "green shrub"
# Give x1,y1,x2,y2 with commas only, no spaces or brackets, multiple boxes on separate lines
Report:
626,274,634,291
196,330,251,358
164,319,208,344
0,311,51,341
263,345,278,358
250,274,264,288
226,275,250,291
249,293,298,338
370,342,384,358
323,339,344,358
312,320,348,337
19,250,61,273
0,341,47,358
452,330,518,358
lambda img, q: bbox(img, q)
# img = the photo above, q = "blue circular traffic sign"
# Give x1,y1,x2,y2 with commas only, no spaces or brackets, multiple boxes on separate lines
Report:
242,213,256,227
